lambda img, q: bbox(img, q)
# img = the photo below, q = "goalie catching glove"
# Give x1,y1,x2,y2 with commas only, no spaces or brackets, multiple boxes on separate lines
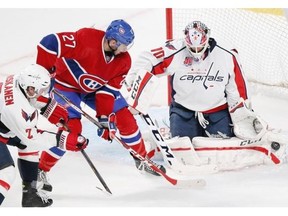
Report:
229,98,268,140
40,98,68,125
97,113,117,142
56,130,88,151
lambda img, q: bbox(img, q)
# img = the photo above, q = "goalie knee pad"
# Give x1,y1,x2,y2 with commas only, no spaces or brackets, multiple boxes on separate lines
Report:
166,136,201,166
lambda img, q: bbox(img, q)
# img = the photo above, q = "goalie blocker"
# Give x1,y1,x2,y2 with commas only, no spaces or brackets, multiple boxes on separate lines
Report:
126,69,159,114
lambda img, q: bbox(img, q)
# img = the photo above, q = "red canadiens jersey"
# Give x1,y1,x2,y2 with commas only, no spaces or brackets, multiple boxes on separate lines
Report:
37,28,131,93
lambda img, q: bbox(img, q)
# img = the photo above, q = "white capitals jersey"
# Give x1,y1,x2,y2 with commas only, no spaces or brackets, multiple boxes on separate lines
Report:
0,74,56,150
128,38,249,112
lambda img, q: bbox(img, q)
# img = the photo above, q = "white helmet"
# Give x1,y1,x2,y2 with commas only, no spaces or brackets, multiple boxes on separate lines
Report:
184,21,211,60
18,64,51,98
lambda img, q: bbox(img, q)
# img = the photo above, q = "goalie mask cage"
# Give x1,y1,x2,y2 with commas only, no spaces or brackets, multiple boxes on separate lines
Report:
165,8,288,104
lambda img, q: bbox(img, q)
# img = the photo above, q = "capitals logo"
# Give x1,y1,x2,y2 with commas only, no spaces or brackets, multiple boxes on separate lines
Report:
183,57,193,66
22,110,37,122
78,74,107,93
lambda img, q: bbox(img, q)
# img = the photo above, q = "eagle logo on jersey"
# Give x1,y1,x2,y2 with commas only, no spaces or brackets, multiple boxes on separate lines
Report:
21,109,37,122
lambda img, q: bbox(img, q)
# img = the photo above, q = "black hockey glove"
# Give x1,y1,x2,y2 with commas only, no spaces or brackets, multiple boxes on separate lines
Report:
7,136,27,150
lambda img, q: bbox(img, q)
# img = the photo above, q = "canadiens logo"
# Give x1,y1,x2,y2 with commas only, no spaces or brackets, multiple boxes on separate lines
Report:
119,27,125,34
78,74,107,93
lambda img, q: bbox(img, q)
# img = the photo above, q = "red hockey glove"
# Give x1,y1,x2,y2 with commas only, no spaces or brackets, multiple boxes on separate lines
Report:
97,113,117,142
0,136,27,150
56,130,88,151
40,98,68,125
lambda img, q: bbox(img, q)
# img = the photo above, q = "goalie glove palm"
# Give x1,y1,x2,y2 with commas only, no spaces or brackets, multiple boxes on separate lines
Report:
97,113,117,142
229,98,268,140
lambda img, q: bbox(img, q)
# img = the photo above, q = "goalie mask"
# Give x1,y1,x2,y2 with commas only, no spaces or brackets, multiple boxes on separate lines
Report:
184,21,211,60
18,64,51,99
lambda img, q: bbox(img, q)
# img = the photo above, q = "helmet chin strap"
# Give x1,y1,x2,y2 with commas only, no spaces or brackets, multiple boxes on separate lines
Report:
107,40,118,56
18,84,29,99
19,86,36,99
187,46,210,62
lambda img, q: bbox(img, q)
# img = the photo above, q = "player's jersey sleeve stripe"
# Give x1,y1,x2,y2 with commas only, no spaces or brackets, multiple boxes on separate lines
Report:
39,33,61,57
233,55,248,100
151,55,174,75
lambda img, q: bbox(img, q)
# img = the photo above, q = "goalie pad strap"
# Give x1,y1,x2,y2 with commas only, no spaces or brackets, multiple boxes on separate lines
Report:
195,146,280,164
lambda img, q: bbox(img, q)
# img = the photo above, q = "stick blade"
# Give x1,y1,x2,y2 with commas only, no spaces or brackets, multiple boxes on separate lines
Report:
175,178,206,188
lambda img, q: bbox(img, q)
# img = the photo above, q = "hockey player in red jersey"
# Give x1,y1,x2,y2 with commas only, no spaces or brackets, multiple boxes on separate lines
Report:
36,19,165,192
0,64,88,207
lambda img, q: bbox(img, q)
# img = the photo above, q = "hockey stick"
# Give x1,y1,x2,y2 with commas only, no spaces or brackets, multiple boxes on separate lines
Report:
59,114,112,195
53,89,206,188
139,113,185,171
80,149,112,194
140,113,219,175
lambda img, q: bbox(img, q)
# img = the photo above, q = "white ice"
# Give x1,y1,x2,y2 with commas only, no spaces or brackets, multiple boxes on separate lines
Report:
1,8,288,215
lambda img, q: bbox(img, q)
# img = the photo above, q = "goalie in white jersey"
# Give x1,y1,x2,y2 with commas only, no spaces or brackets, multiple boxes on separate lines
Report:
127,20,252,139
0,64,88,207
126,21,288,171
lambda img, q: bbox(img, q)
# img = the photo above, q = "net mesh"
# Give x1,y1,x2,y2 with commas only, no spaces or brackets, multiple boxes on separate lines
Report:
171,8,288,98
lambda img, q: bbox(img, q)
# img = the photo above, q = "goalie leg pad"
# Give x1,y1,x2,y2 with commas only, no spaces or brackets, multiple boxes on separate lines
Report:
192,135,286,171
165,136,202,166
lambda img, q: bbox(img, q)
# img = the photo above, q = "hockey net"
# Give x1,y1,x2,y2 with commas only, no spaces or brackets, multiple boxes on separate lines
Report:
166,8,288,101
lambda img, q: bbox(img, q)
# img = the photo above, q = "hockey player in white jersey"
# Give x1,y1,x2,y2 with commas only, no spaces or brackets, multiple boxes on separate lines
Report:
0,64,88,207
126,21,287,171
127,20,251,139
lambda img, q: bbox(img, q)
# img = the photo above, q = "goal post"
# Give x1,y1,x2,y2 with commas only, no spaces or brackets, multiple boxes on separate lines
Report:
165,8,288,103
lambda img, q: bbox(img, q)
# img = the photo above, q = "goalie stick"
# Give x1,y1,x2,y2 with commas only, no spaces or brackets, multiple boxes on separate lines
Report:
53,89,206,188
140,113,185,170
140,113,219,175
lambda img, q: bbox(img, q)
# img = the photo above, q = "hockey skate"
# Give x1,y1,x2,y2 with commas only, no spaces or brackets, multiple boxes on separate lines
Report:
22,181,53,207
37,169,53,192
133,156,166,176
